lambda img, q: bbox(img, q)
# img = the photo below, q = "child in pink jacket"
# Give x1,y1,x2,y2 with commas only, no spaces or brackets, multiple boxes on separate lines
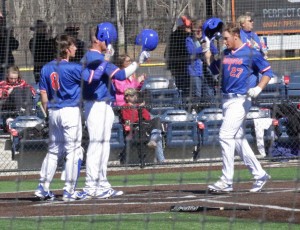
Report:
113,54,145,106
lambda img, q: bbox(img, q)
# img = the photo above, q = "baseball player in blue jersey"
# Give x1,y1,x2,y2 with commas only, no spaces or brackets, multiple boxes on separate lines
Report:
34,34,87,201
81,23,150,199
206,22,272,193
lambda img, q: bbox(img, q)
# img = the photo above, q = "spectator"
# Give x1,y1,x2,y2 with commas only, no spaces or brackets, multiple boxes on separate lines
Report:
64,25,85,63
29,20,54,84
185,19,218,98
0,65,35,113
121,88,165,163
237,12,268,59
0,12,19,81
166,15,192,96
0,66,35,130
113,54,145,106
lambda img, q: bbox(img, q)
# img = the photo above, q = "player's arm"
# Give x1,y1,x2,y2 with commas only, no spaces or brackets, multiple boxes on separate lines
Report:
40,91,48,113
247,52,273,98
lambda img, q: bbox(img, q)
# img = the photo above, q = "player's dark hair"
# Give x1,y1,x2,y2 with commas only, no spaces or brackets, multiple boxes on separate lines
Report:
223,22,240,38
55,34,76,59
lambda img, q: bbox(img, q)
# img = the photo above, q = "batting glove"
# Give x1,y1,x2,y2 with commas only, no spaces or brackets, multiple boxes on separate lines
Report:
139,51,150,64
247,86,262,98
105,44,115,61
202,36,211,53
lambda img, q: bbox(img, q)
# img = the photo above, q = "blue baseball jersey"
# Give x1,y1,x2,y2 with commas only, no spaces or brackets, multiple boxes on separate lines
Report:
240,29,262,52
211,43,273,95
185,36,218,77
81,49,127,101
39,59,82,108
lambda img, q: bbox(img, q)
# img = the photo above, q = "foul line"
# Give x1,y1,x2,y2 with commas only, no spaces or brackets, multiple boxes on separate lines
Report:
30,188,300,212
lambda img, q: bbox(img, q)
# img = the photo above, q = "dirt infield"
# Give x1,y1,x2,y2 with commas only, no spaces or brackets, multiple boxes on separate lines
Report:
0,164,300,224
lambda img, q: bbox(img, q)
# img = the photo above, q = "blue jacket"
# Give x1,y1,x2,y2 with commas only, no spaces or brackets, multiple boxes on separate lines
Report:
185,37,218,77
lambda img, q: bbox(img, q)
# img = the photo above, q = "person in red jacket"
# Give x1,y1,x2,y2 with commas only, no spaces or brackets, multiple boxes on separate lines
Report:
0,65,36,113
121,88,165,163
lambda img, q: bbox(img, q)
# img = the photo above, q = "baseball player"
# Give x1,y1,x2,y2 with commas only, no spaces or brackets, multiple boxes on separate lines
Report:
34,34,87,201
81,23,150,199
206,22,272,192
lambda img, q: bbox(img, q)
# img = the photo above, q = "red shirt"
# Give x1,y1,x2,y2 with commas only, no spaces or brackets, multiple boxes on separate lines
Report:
121,102,151,123
0,79,36,99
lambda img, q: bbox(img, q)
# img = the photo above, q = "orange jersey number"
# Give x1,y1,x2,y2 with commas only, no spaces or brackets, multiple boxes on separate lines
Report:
50,72,60,91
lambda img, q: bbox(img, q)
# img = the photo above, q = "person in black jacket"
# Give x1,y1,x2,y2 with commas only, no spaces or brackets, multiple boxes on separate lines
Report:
64,25,85,63
166,16,192,97
29,20,54,84
0,12,19,81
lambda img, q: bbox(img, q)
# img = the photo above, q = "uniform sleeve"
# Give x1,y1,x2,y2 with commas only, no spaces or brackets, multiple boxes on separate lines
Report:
252,51,273,78
92,61,108,81
105,62,126,80
39,67,48,93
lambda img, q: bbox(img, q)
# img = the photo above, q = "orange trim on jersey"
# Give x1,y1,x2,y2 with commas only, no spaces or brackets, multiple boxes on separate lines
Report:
110,68,120,78
232,43,246,54
88,70,95,84
261,66,271,73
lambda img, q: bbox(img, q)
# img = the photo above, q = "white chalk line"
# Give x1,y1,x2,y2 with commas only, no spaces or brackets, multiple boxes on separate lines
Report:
29,188,300,213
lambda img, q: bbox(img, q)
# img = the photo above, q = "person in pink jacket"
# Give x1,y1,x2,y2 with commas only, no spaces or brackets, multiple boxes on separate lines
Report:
113,54,145,106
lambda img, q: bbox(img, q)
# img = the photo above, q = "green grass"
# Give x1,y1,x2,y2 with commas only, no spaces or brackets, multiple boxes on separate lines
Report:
1,166,299,229
1,166,299,193
0,213,297,230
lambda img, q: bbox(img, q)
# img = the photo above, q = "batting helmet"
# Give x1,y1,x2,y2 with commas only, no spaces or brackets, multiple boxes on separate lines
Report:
95,22,118,45
135,29,159,51
202,18,223,40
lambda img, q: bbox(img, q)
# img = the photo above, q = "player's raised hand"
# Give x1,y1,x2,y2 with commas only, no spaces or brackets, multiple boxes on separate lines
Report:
139,51,150,64
247,86,262,98
105,44,115,61
202,36,211,53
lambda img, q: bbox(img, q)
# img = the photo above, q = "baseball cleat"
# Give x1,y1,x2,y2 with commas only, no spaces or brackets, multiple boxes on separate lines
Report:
62,190,91,201
208,179,233,193
34,184,56,201
250,173,271,192
94,188,124,199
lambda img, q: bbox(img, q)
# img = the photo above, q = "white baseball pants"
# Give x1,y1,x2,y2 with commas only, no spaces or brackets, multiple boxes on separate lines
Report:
219,96,267,184
83,101,114,194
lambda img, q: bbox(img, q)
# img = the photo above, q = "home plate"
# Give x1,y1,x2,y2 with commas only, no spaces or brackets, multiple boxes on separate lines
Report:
167,195,197,199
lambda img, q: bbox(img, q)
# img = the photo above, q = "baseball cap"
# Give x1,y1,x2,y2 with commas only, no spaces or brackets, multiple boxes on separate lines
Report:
124,88,138,96
176,16,192,28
